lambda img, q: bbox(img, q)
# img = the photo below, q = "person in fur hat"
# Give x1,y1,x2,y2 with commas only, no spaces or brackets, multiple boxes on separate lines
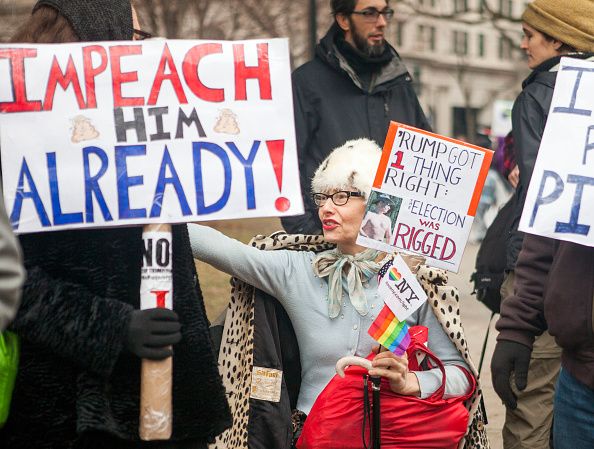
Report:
189,138,477,448
491,1,594,448
0,1,231,448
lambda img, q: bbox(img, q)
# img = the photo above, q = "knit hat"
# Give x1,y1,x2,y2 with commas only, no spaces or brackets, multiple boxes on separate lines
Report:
522,0,594,52
34,0,134,42
311,138,382,198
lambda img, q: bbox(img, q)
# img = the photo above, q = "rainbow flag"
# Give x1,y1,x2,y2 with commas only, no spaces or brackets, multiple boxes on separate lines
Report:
368,305,410,356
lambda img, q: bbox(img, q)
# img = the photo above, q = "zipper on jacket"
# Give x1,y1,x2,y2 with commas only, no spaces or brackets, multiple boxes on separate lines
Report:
383,91,391,117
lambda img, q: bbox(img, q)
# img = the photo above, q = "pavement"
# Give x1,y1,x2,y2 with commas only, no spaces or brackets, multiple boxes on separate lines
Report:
450,242,504,449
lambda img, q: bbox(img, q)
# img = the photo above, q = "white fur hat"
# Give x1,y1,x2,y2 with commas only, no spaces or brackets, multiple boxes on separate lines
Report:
311,138,382,199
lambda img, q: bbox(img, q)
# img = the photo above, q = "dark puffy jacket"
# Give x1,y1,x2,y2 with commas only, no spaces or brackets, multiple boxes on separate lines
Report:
281,24,430,235
497,234,594,390
1,226,231,449
506,53,594,270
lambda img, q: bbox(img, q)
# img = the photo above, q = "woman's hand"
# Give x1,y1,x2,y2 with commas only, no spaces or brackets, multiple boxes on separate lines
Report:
369,349,421,397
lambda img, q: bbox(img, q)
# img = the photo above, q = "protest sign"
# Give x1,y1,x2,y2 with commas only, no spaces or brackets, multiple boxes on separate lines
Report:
519,57,594,245
491,99,513,138
357,122,493,271
377,254,427,322
0,38,302,234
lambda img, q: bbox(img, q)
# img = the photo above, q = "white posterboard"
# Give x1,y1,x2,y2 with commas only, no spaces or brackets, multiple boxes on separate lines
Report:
0,39,302,233
357,122,493,272
519,57,594,245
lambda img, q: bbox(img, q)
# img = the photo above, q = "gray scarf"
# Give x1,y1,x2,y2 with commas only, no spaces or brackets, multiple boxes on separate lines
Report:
313,248,382,319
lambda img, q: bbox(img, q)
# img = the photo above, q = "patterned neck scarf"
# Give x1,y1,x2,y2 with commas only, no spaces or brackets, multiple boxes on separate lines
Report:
313,248,382,319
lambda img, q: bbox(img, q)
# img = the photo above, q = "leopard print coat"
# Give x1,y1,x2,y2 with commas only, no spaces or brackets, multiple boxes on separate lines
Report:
209,233,490,449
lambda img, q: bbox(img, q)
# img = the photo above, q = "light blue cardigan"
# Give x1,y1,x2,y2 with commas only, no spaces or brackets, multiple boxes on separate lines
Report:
189,224,471,414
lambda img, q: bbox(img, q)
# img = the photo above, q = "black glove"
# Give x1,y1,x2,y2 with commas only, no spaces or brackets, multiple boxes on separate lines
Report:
491,340,532,409
125,308,182,360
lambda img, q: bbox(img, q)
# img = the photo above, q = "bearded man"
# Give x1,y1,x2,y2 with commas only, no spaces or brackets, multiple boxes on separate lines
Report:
282,0,430,235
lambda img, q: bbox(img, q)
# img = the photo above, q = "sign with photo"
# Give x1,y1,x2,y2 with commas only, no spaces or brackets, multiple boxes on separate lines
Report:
520,57,594,246
0,38,302,234
357,122,493,272
491,99,514,138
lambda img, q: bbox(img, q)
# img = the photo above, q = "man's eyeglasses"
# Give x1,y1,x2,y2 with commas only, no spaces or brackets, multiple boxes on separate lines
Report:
312,191,364,207
133,28,153,40
350,7,395,22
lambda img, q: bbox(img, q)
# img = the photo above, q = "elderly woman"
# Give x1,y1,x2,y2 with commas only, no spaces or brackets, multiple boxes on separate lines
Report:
190,139,481,448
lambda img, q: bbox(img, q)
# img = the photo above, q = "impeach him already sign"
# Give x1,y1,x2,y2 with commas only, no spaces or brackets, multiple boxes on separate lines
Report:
520,57,594,246
0,39,302,234
357,122,493,272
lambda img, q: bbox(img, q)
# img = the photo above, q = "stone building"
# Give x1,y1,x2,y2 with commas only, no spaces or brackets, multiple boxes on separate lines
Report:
390,0,528,138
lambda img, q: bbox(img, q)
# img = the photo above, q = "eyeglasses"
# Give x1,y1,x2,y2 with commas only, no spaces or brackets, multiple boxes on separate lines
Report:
133,28,153,40
312,191,364,207
350,7,395,22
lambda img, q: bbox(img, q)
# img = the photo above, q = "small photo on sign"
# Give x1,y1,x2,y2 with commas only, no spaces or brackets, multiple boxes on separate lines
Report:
359,191,402,244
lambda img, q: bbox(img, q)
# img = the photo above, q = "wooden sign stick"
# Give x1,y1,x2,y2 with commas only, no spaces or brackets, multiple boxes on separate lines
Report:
139,223,173,440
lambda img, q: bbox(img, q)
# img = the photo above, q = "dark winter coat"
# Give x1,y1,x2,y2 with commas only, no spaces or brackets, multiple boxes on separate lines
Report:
506,53,594,270
497,234,594,390
281,24,430,235
0,226,231,449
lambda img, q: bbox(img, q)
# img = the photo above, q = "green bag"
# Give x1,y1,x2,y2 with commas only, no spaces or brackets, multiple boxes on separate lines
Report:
0,331,19,427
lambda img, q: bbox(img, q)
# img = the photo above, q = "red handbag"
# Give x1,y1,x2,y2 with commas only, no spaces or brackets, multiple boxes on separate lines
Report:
296,326,475,449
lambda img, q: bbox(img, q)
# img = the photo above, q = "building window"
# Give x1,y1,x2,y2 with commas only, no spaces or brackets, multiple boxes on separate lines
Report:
396,21,405,47
420,0,437,7
417,24,436,51
478,33,485,57
453,30,468,56
479,0,487,14
454,0,468,13
429,26,436,51
498,36,512,59
453,106,479,140
499,0,513,17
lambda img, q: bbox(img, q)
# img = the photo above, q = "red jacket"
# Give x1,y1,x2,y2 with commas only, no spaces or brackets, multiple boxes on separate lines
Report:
496,234,594,389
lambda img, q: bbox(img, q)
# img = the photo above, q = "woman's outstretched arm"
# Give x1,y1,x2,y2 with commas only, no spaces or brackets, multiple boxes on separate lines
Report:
188,223,306,301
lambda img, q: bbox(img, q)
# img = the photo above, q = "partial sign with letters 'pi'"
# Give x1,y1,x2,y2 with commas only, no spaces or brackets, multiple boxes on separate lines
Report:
520,57,594,246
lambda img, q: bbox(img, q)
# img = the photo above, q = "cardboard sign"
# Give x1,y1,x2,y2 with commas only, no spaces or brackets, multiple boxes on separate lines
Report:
357,122,493,271
0,39,302,234
519,58,594,246
377,254,427,322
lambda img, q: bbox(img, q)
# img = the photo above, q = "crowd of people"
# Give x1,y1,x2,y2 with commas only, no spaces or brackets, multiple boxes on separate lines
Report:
0,0,592,448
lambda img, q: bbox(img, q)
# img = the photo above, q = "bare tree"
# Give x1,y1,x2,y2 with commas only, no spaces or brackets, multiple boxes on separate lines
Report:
135,0,224,39
135,0,314,65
